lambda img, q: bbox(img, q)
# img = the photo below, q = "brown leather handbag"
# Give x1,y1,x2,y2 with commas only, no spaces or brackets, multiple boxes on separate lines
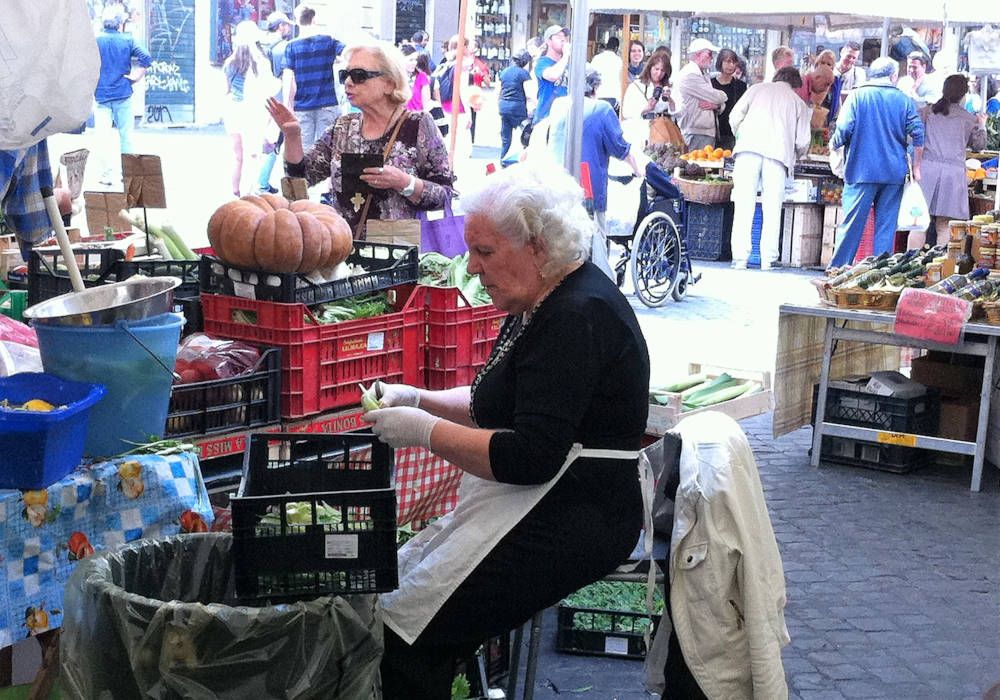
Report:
649,115,686,150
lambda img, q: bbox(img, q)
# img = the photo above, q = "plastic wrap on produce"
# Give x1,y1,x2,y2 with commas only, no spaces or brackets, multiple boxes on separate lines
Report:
61,533,383,699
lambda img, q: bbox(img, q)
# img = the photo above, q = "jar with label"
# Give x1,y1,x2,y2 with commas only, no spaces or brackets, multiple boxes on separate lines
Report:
925,258,944,284
969,221,984,246
949,220,969,242
979,246,997,269
983,225,1000,248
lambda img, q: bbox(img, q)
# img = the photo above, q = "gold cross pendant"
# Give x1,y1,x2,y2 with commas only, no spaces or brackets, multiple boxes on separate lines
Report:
350,192,365,212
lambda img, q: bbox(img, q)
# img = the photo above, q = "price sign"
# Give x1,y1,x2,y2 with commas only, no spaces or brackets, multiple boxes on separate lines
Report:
893,288,971,345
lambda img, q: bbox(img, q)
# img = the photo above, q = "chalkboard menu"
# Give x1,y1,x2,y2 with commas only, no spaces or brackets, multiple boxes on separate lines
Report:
396,0,426,46
145,0,196,123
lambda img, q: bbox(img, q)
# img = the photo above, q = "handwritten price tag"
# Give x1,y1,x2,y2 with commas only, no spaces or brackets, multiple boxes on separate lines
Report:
893,288,971,345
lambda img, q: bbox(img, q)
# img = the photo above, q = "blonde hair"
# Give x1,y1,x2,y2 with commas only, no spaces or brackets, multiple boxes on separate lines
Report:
343,42,411,106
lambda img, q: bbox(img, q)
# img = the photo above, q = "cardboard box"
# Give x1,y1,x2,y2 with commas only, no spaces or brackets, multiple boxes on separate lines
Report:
783,178,818,203
910,354,984,400
780,204,823,268
938,397,979,442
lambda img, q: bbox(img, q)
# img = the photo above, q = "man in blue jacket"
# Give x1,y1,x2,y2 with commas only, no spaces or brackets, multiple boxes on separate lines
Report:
94,6,152,185
829,57,924,267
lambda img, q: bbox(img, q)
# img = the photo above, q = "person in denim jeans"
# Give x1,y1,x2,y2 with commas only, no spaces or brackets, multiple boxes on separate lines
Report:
497,49,531,161
94,6,151,185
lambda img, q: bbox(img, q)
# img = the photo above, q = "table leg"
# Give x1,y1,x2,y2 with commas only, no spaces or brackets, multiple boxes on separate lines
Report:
811,318,836,468
1,643,11,687
28,629,59,700
971,336,997,492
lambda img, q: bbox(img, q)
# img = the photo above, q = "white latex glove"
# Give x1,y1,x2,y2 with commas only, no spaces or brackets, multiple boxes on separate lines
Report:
364,406,440,449
374,381,421,408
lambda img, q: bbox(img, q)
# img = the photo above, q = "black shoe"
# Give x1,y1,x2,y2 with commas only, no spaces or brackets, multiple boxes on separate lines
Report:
256,185,279,194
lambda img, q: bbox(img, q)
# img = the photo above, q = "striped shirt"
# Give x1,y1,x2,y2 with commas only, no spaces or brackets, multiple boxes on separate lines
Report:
285,34,345,110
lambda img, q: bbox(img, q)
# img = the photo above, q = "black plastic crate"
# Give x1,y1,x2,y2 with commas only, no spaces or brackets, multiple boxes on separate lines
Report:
172,295,203,336
820,436,928,474
231,432,397,603
198,241,418,304
811,384,940,434
684,201,733,261
166,347,280,438
555,606,660,660
27,247,124,305
118,258,201,297
485,632,510,685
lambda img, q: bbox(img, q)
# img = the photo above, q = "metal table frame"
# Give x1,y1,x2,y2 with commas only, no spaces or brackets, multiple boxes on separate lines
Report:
781,303,1000,492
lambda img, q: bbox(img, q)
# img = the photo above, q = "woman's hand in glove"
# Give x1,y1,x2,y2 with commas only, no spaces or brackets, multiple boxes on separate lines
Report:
374,381,421,408
364,407,440,449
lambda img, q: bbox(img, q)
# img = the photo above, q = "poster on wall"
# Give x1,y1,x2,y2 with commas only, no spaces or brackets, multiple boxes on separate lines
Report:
212,0,278,66
144,0,197,124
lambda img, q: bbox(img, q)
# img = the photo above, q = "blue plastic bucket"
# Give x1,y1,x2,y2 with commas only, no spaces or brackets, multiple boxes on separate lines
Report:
34,313,183,458
0,373,106,489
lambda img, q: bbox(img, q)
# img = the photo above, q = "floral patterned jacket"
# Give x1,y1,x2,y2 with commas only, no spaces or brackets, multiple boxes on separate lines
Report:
289,109,455,233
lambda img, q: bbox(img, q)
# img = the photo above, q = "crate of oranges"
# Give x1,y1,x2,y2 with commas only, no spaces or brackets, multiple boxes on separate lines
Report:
679,146,732,168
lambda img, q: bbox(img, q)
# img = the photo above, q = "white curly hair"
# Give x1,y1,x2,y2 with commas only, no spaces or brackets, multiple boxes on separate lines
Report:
461,162,592,277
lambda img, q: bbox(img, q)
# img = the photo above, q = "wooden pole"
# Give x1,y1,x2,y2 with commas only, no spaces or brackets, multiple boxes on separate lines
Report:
618,13,630,121
448,0,471,167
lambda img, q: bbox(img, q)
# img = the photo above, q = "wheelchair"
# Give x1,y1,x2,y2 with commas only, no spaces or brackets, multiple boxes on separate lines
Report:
609,161,700,308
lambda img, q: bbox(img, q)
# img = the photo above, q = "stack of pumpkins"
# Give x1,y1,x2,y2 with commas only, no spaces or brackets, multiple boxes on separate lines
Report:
207,194,353,274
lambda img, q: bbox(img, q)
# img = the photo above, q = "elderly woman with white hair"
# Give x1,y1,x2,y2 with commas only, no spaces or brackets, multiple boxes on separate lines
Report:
266,41,454,236
363,162,650,699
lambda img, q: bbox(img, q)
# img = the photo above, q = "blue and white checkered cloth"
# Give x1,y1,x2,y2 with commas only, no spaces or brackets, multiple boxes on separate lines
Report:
1,138,55,260
0,451,213,647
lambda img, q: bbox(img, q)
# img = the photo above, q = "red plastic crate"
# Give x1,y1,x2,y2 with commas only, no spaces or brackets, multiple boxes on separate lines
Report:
420,285,507,390
853,208,876,263
201,286,422,418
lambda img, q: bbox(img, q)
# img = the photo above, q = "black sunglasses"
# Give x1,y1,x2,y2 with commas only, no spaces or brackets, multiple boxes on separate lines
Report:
339,68,384,84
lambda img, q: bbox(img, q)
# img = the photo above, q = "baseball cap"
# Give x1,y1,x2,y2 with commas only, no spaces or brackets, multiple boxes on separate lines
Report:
688,38,721,54
266,10,294,31
544,25,568,41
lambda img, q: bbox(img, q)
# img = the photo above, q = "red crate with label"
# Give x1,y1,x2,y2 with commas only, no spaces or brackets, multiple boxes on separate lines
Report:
201,285,422,418
420,285,507,390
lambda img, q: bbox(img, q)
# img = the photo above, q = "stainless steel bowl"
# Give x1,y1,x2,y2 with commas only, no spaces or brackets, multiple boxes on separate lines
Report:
23,277,182,326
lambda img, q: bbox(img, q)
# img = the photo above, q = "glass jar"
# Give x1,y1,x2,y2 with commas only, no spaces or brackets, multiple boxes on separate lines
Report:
949,220,969,242
983,225,1000,248
979,247,997,269
925,259,944,284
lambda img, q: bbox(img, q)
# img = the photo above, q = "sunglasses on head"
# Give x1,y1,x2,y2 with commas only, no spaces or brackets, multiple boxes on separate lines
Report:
339,68,384,84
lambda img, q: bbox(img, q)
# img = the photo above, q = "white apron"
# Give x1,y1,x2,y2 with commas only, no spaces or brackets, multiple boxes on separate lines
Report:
382,443,653,644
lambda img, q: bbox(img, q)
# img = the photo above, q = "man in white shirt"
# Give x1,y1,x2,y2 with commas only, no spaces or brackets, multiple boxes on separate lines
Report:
675,38,728,151
591,36,624,111
896,51,939,109
833,41,866,106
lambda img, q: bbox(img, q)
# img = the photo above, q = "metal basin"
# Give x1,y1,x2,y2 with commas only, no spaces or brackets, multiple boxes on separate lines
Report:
23,277,181,327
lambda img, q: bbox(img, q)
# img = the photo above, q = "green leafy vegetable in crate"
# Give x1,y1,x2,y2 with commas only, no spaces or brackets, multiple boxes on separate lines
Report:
256,500,342,533
562,581,665,615
312,293,391,324
418,252,492,306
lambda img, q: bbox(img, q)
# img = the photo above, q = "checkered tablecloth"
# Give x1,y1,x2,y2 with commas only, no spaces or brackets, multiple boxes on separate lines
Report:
0,452,213,648
393,446,462,526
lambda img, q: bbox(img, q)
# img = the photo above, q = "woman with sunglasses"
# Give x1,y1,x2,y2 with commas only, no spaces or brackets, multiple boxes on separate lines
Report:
266,41,454,236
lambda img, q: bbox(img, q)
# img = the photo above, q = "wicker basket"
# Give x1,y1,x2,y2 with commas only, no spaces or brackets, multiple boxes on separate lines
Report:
675,177,734,205
829,287,900,311
982,301,1000,325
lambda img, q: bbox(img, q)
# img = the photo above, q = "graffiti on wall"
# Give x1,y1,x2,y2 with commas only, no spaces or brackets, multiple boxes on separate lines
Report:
146,0,195,119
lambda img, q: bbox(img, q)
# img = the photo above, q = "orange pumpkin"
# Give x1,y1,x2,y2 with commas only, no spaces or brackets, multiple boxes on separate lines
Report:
206,194,353,274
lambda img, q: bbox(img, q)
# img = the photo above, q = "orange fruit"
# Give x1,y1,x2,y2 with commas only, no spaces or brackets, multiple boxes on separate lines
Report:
723,149,732,157
679,154,689,160
712,148,724,159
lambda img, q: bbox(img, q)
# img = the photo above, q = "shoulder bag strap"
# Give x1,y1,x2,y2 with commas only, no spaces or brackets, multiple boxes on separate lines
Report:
354,110,409,238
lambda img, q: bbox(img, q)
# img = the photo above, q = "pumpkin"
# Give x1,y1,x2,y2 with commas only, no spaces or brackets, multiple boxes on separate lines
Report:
206,194,353,274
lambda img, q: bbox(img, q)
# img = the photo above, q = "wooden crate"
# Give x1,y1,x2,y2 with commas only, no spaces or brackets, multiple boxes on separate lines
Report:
647,363,774,436
821,205,843,267
780,204,823,267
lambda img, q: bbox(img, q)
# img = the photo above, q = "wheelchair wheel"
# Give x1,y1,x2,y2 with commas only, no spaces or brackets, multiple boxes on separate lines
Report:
630,211,682,308
672,270,690,301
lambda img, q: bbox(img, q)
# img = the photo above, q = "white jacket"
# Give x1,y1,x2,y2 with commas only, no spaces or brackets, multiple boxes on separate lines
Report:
729,80,811,177
675,61,727,139
669,412,790,699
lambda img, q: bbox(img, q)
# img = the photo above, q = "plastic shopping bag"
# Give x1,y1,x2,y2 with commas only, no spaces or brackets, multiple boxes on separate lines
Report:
897,179,931,231
0,1,100,149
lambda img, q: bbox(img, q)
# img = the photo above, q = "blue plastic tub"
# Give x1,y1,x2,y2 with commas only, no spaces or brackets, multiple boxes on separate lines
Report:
0,373,106,489
34,313,184,458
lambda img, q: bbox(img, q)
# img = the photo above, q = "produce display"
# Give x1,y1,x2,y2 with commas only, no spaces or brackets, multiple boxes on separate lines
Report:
173,334,262,385
419,252,492,305
206,194,353,274
649,371,762,411
312,293,392,324
120,210,198,260
824,249,941,293
678,146,731,164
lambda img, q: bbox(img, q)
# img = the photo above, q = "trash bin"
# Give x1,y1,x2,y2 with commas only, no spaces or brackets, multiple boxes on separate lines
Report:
61,533,383,699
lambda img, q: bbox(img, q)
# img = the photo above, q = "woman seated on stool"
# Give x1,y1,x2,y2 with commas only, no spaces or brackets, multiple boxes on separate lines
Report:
364,162,650,700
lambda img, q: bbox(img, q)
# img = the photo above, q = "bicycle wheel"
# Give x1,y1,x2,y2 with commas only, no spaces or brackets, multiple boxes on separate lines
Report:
630,211,682,308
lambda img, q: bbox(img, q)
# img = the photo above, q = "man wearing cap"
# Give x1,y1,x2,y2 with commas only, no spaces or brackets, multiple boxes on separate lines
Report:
283,5,345,147
829,57,924,266
676,38,728,151
93,6,152,185
533,26,570,123
897,51,939,109
256,11,297,195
